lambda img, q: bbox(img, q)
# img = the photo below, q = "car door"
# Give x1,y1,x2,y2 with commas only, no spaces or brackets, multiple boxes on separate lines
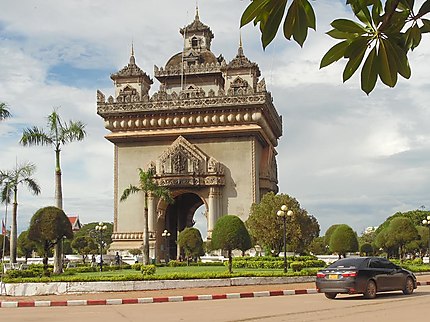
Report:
379,258,404,291
368,258,391,291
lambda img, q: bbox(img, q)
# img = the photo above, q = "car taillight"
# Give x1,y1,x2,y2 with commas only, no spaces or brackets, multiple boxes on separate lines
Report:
317,272,326,278
342,271,358,278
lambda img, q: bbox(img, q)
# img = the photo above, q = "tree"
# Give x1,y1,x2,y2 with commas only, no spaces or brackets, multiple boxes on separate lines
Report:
0,102,11,120
28,206,73,275
329,224,359,258
307,236,328,255
74,222,113,249
71,236,98,264
360,243,374,256
324,224,341,252
17,230,38,263
120,168,173,265
246,192,319,255
241,0,430,94
212,215,252,273
177,227,204,265
20,110,86,274
383,216,419,260
0,162,41,263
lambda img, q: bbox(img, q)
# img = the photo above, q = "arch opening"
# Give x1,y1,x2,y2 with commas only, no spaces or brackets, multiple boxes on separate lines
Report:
158,192,207,261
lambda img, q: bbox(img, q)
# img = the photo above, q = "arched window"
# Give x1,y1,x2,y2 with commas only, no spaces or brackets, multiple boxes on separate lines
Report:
191,36,199,49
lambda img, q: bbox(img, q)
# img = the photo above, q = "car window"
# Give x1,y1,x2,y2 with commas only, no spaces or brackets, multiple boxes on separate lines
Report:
328,258,367,269
369,258,396,269
379,258,396,269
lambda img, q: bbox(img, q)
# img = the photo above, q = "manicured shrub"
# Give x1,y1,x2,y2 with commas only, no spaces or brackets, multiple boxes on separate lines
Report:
132,263,142,271
141,264,156,275
290,262,304,272
168,260,186,267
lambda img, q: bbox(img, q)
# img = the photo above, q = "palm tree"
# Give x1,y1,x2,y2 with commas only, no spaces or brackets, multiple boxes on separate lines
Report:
0,162,41,263
0,102,11,120
20,110,86,273
120,168,173,265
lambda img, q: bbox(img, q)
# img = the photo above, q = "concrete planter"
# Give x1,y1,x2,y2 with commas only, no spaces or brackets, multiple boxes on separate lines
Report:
3,276,316,297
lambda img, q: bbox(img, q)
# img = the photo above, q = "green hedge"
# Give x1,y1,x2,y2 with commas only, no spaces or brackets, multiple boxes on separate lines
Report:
229,257,325,269
141,265,156,275
2,268,318,284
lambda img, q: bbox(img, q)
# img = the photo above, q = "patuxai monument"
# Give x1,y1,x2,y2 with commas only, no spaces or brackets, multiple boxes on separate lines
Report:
97,10,282,261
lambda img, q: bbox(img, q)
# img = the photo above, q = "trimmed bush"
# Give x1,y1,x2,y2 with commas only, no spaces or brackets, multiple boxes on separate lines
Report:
290,262,304,272
141,265,156,275
168,260,187,267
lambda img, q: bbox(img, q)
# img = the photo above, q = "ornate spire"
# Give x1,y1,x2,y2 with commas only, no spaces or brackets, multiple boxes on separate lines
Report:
180,7,214,40
223,38,261,77
195,2,199,21
238,30,244,57
130,42,135,65
111,44,152,84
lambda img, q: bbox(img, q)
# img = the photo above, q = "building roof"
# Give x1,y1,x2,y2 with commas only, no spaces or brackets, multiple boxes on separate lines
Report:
68,216,82,231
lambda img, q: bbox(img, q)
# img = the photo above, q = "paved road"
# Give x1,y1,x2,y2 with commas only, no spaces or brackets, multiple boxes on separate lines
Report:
2,285,429,322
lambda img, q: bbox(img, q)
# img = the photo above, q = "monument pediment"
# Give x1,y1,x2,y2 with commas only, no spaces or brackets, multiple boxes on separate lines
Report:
149,136,224,187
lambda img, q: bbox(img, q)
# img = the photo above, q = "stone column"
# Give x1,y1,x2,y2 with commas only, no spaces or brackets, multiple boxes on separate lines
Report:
207,187,219,237
147,192,155,234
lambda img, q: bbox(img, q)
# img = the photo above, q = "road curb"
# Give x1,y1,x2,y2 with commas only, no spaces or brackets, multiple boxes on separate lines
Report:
1,282,429,309
0,288,319,308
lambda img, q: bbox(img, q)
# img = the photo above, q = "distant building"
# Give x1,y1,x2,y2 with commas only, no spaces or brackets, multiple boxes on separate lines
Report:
363,226,378,234
68,216,82,232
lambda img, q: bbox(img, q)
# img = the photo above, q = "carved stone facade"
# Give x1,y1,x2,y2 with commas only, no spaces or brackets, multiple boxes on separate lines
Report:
97,9,282,261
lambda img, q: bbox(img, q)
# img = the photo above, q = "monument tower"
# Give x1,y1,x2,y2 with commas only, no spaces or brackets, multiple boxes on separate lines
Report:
97,9,283,261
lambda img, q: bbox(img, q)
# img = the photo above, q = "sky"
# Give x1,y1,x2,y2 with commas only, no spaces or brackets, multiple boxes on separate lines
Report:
1,0,430,238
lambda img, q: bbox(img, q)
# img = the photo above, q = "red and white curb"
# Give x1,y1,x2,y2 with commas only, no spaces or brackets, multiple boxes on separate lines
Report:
1,282,429,309
0,289,318,308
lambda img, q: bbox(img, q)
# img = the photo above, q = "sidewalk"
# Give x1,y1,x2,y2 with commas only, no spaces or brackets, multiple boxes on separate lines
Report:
1,274,429,308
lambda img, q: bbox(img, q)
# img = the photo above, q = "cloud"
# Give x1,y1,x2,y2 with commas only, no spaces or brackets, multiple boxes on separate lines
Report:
1,0,430,239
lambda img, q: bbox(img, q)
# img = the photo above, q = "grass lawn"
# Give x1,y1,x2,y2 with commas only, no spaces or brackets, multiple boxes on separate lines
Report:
78,265,287,278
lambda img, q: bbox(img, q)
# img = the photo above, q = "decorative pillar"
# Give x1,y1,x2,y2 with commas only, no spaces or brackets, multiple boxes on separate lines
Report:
207,186,220,237
147,192,155,234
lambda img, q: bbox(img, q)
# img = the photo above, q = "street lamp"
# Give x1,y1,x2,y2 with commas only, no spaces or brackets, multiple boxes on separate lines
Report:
162,229,171,263
277,205,293,273
422,216,430,265
95,222,107,272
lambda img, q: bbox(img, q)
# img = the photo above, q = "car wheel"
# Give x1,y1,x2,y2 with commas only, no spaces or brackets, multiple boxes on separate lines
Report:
324,292,337,299
403,277,414,295
363,280,377,299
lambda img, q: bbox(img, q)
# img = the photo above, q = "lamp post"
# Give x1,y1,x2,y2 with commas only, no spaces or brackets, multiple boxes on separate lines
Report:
422,216,430,265
95,222,107,272
277,205,293,273
162,229,171,263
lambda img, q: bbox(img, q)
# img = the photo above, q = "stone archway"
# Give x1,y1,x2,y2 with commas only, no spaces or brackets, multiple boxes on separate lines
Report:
156,192,207,261
97,11,282,257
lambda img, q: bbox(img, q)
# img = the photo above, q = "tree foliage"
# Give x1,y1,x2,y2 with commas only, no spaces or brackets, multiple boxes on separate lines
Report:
28,206,73,274
212,215,252,273
0,102,11,120
375,216,419,260
71,236,98,263
120,168,173,265
308,236,329,255
329,224,359,258
74,222,113,249
360,242,374,256
20,109,86,274
324,224,341,251
17,230,38,261
241,0,430,94
247,192,319,255
0,162,41,263
376,209,430,233
177,227,204,265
